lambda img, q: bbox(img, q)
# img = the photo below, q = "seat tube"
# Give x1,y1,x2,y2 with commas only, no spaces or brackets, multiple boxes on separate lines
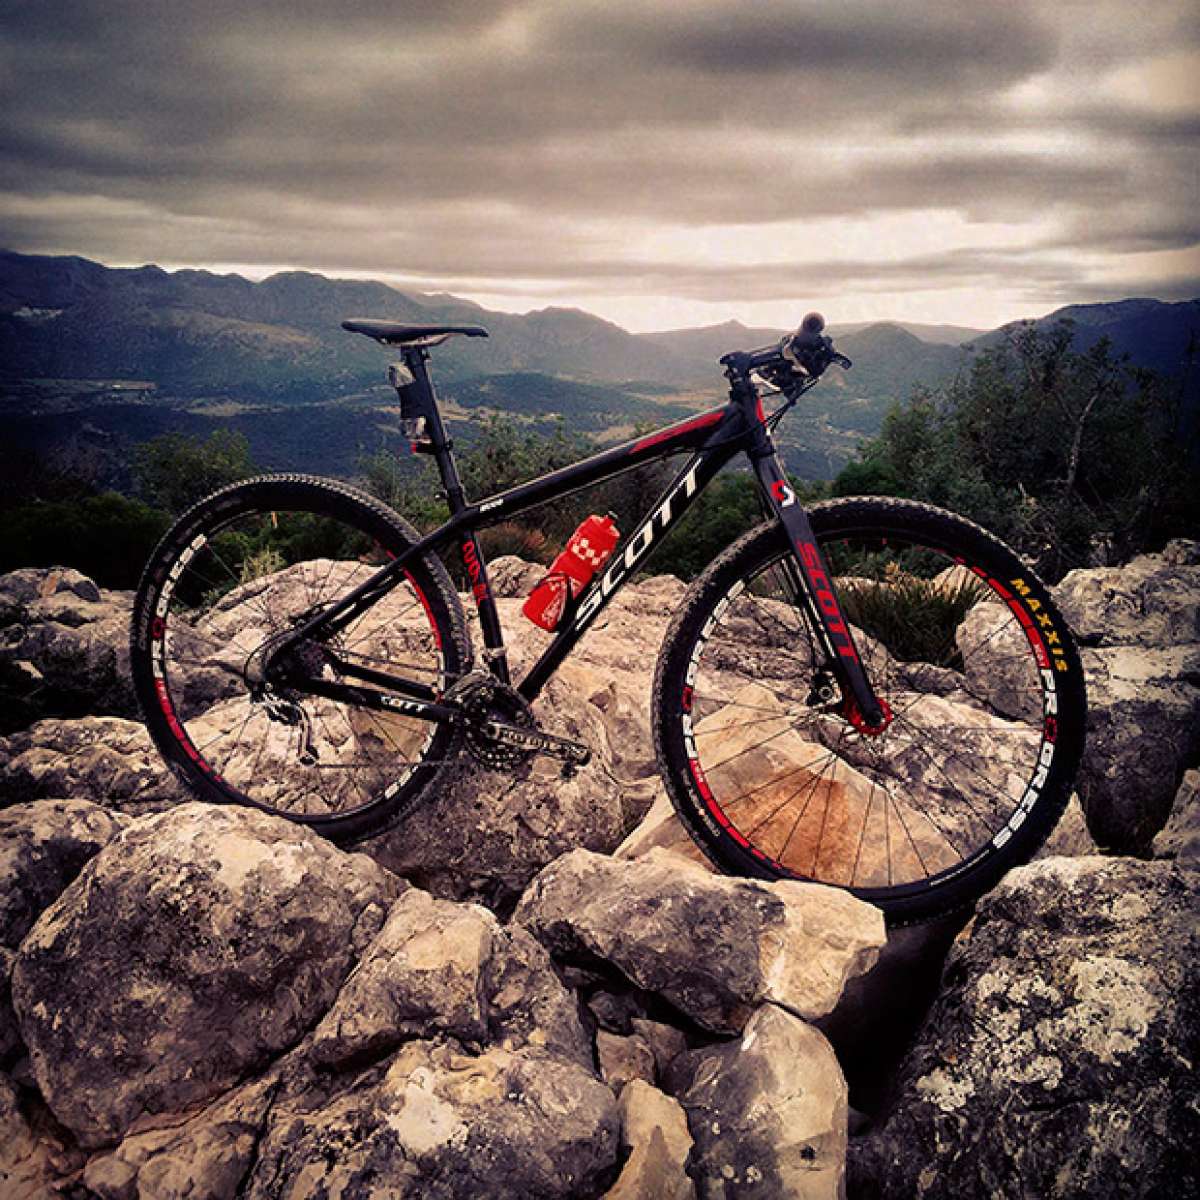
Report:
750,446,885,726
405,350,510,682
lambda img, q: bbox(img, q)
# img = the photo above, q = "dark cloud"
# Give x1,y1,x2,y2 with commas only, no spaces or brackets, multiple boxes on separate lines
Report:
0,0,1196,326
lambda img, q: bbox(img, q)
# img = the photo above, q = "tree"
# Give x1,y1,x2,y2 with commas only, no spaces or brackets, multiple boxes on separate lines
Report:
833,320,1198,579
134,430,257,515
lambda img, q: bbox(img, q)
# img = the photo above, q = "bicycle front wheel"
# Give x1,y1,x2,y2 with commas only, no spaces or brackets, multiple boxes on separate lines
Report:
652,497,1086,924
130,475,470,842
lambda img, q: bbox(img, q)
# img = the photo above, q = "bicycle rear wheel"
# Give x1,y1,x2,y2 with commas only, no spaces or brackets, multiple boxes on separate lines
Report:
652,497,1086,924
130,475,470,842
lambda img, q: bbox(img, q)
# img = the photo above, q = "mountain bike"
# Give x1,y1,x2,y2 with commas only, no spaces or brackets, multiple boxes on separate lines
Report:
130,314,1086,923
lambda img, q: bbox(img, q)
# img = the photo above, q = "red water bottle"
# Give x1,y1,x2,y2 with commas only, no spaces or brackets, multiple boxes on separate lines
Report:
522,515,620,631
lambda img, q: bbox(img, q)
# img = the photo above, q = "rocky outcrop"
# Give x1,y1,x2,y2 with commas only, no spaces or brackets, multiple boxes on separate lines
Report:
606,1080,696,1200
309,887,592,1071
673,1004,847,1199
1152,767,1199,863
12,803,398,1146
0,567,137,731
0,543,1197,1197
1053,542,1200,853
850,856,1200,1199
0,716,188,813
0,798,128,950
515,847,885,1033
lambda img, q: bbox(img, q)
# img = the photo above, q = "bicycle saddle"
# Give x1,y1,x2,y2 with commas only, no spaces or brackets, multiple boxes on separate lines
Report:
342,319,489,346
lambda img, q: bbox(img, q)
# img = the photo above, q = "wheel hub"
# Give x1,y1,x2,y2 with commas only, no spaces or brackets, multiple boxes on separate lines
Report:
843,696,894,737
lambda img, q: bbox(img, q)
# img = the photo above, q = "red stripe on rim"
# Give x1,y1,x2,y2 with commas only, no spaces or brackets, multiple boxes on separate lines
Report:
154,678,207,769
688,756,750,847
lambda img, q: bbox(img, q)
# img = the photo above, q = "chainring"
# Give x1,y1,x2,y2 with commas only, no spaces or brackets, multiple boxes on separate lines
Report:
454,675,537,769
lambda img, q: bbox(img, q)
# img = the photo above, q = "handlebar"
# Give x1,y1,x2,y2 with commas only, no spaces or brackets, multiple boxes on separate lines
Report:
723,312,852,388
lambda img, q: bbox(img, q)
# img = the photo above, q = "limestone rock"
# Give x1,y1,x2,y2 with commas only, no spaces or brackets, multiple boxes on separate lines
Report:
0,948,17,1066
12,802,397,1146
1033,794,1096,859
1076,643,1200,852
311,889,492,1064
0,568,137,730
614,785,712,869
0,799,129,949
81,1075,277,1200
850,856,1200,1199
1,1071,80,1200
363,671,628,911
1053,546,1200,647
606,1079,695,1200
515,847,884,1033
631,1017,690,1082
1152,768,1200,863
956,602,1043,724
0,717,189,814
596,1029,656,1092
243,1039,620,1200
677,1004,847,1199
311,887,591,1071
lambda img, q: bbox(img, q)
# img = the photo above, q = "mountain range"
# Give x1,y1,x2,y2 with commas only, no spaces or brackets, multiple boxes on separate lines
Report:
1,249,1196,481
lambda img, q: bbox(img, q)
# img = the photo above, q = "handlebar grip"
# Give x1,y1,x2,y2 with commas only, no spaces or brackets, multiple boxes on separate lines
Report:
791,312,826,348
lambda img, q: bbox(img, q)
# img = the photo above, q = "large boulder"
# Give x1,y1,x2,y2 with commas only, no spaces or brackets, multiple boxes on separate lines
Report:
1075,644,1200,852
606,1079,696,1200
1053,540,1200,648
11,802,398,1146
673,1004,847,1199
0,717,188,814
850,856,1200,1199
514,848,885,1034
1152,767,1200,863
361,572,686,906
0,568,137,731
0,799,128,950
310,887,591,1071
242,1039,620,1200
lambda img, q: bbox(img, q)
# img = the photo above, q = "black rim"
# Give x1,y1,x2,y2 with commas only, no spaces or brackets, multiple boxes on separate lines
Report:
672,526,1079,901
140,498,451,822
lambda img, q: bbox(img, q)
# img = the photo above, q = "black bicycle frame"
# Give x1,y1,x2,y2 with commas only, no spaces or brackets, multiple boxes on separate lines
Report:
283,346,886,727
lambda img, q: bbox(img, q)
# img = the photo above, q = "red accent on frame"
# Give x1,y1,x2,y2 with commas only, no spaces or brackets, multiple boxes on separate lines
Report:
631,410,723,454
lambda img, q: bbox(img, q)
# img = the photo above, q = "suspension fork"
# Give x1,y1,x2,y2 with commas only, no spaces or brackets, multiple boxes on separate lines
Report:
749,449,886,728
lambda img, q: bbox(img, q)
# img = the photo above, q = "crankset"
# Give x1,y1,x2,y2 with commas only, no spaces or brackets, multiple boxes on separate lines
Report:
446,671,592,775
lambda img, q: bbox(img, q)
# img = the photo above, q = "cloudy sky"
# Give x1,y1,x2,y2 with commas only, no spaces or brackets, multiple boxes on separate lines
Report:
1,0,1197,331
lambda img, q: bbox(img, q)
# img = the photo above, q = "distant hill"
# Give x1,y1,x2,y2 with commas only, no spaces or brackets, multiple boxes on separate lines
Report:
1,250,1195,482
0,250,693,396
975,298,1200,381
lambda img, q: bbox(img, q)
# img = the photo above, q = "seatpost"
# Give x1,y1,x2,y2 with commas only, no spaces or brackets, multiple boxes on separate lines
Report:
403,349,469,515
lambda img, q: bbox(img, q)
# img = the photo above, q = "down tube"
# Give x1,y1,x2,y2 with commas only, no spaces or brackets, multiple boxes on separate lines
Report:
518,447,735,701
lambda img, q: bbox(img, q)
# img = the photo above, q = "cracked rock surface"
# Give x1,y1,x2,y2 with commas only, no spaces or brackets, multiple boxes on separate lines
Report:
849,855,1200,1200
